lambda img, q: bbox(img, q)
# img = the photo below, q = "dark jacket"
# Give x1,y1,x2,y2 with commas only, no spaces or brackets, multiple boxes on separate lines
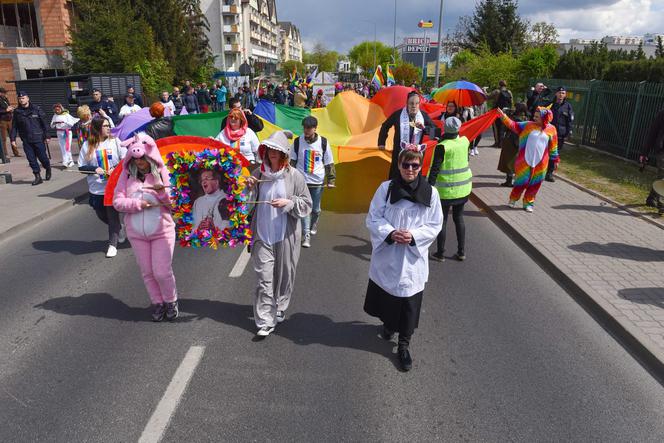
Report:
527,88,552,116
642,108,664,158
196,88,212,106
221,110,264,134
170,93,184,114
183,93,200,113
274,89,287,105
10,103,49,143
89,99,120,124
551,100,574,139
0,95,13,122
144,117,175,141
378,108,436,179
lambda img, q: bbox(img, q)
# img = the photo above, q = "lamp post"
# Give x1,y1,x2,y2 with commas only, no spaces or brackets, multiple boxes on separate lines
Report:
393,0,397,64
434,0,444,87
418,20,433,86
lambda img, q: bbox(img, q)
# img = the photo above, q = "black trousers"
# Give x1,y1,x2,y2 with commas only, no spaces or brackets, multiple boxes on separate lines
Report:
23,141,50,174
494,121,506,145
89,194,120,247
436,201,466,255
548,136,565,176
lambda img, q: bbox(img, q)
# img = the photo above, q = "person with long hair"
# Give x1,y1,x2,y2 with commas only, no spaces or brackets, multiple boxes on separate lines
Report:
215,108,260,166
77,117,126,257
244,130,312,337
113,133,179,322
50,103,78,167
364,149,443,371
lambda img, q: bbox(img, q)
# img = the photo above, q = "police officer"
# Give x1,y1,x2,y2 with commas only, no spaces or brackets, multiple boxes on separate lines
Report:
547,86,574,182
428,117,472,262
10,91,51,185
88,88,119,125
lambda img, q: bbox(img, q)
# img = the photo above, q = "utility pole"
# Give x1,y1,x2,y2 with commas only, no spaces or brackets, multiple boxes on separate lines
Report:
373,22,377,73
393,0,397,63
434,0,444,87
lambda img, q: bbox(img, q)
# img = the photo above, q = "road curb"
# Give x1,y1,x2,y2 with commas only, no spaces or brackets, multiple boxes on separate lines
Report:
553,172,664,231
470,192,664,384
0,191,88,244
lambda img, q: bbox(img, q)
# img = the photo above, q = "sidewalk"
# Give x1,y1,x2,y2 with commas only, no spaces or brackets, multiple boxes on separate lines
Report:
469,140,664,372
0,140,87,241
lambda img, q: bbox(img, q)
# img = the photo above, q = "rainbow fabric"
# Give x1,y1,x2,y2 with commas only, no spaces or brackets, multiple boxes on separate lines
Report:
386,65,396,86
371,65,385,90
95,148,111,177
304,149,316,174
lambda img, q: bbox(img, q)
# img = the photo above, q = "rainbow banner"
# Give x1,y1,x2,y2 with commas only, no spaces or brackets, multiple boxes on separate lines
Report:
371,65,385,90
386,64,396,86
96,148,111,177
304,149,317,174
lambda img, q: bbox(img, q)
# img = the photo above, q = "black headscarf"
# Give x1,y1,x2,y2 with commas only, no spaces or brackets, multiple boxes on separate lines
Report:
389,173,432,207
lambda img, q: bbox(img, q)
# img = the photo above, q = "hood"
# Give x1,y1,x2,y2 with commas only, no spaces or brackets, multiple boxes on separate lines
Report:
120,133,163,168
535,106,553,127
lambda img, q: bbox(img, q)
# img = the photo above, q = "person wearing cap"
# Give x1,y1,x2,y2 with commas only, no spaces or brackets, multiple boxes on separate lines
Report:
126,84,144,108
0,87,19,158
10,91,51,185
428,117,472,262
312,89,328,108
364,149,443,372
496,107,559,212
378,91,436,180
119,94,142,120
547,86,574,182
89,88,119,125
290,116,335,248
244,130,312,337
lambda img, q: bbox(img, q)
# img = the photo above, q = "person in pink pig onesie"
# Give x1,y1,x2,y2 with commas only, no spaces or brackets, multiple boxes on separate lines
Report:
113,133,179,322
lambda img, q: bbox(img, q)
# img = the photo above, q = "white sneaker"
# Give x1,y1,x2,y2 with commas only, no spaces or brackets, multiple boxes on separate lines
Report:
310,222,318,236
106,245,117,258
276,310,285,323
302,234,311,248
473,148,479,156
256,326,275,337
469,150,475,156
524,206,534,213
118,226,127,244
508,200,518,208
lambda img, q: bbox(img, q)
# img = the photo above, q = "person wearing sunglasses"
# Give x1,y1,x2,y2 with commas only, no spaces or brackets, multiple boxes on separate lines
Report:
364,149,443,372
428,117,472,262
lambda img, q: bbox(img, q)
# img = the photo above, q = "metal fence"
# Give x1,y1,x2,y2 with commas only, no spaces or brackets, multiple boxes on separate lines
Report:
531,78,664,161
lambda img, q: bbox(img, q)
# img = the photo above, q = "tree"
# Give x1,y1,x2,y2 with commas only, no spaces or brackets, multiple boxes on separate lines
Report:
303,43,339,72
656,36,664,59
281,60,305,77
348,41,398,73
178,0,215,82
529,22,559,47
393,63,421,86
461,0,528,54
635,42,646,60
518,45,559,84
68,0,174,96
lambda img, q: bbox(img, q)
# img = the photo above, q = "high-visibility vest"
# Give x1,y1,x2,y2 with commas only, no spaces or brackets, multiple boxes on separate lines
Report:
433,136,472,200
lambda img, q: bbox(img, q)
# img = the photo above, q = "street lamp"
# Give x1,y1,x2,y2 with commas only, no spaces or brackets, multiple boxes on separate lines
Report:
434,0,445,87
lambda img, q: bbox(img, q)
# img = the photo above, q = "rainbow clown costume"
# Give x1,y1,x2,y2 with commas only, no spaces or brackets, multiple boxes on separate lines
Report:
498,107,559,212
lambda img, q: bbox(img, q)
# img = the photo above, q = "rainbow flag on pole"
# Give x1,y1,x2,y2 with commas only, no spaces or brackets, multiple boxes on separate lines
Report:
371,65,385,90
386,64,396,86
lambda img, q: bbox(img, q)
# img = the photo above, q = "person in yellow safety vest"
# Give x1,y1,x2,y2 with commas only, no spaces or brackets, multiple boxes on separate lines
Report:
427,116,472,262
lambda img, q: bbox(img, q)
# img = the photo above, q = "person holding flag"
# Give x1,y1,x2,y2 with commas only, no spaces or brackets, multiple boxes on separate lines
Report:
386,65,396,87
372,65,386,91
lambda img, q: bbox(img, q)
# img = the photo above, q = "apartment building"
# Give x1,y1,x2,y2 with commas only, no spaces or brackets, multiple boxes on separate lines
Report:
278,21,302,63
0,0,71,99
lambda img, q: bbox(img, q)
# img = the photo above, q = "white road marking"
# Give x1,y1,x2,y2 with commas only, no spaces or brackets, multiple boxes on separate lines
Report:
138,346,205,443
229,246,251,278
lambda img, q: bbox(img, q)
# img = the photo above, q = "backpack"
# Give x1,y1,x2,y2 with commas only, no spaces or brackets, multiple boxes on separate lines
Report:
294,136,328,159
497,89,512,109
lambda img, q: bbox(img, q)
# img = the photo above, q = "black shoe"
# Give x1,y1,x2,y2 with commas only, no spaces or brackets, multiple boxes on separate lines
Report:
165,301,179,321
454,252,466,261
151,303,166,322
45,168,52,181
381,326,394,340
545,174,555,183
430,252,445,262
31,173,43,186
500,180,513,187
646,197,657,208
398,349,412,371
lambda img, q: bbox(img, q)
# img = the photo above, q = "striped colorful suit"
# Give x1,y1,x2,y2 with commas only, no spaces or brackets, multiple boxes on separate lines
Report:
500,109,558,207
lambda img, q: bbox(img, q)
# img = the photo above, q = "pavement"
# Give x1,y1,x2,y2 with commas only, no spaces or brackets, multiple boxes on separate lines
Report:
469,139,664,376
0,140,88,241
1,199,663,441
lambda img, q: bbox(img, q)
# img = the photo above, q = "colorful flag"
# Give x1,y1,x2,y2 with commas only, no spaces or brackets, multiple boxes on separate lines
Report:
305,67,318,87
289,66,297,82
371,65,385,90
386,64,396,86
96,148,111,177
304,149,317,173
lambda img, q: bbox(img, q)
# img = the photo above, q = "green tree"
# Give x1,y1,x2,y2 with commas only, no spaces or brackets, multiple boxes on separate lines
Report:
348,41,397,73
518,44,559,83
528,22,559,47
451,49,476,69
303,43,339,72
393,63,420,85
656,36,664,59
281,60,305,78
461,0,528,54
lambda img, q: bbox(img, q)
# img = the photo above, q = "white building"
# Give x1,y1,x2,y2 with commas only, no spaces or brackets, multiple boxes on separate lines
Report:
559,34,658,58
278,21,302,62
201,0,280,75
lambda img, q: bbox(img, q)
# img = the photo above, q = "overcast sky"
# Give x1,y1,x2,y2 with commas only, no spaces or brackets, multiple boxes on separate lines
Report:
277,0,664,52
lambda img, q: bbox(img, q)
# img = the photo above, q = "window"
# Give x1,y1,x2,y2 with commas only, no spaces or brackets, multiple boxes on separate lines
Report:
0,1,40,47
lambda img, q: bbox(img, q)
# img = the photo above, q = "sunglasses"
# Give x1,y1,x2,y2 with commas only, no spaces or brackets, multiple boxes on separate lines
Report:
401,163,421,170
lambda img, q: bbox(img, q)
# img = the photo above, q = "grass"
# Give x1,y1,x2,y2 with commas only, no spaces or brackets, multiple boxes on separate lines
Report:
557,144,660,215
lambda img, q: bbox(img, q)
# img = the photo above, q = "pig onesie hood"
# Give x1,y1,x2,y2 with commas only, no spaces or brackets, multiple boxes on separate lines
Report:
113,133,178,305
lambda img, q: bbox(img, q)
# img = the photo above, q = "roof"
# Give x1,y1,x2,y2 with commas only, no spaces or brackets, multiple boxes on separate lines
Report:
10,73,139,83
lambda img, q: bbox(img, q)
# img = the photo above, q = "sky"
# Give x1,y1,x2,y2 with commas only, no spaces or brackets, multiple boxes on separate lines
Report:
277,0,664,53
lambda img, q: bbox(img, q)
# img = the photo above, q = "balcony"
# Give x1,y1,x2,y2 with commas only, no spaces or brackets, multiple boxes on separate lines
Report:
223,25,240,34
224,44,241,53
222,5,239,14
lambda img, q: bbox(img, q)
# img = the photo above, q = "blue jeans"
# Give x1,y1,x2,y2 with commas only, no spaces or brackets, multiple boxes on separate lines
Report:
302,185,323,235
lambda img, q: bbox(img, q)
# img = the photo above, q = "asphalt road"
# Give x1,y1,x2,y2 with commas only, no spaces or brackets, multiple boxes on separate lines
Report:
1,201,664,442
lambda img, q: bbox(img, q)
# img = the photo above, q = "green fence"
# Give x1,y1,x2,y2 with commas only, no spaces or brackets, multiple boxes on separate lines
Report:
531,78,664,161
